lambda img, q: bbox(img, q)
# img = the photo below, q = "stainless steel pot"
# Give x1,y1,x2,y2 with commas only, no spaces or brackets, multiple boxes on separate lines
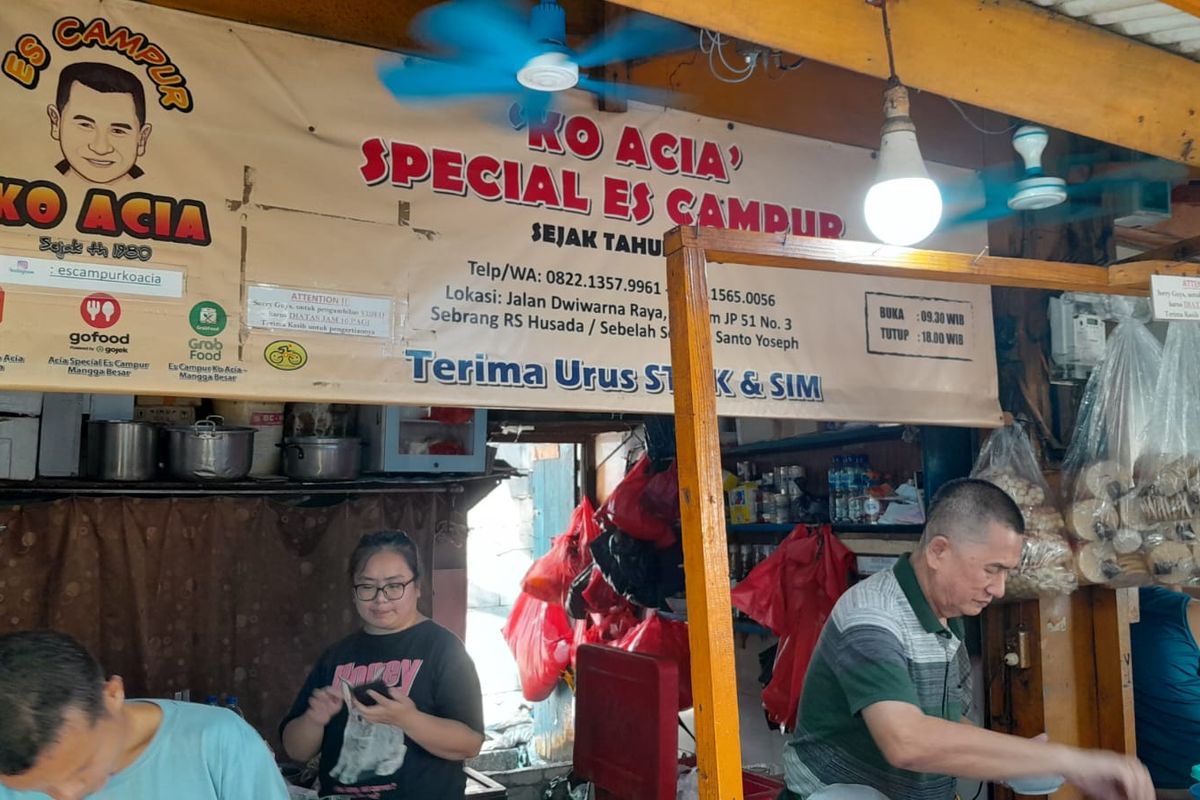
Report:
165,416,256,481
280,437,362,482
86,420,157,481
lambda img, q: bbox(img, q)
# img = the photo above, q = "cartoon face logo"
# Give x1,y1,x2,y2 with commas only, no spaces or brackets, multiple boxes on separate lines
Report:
46,62,152,184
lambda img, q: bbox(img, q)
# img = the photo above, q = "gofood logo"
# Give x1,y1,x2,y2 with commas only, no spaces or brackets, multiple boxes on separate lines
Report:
69,330,130,354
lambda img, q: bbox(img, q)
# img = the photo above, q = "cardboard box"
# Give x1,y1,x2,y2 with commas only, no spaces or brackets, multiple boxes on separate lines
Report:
134,406,196,425
89,394,136,420
0,392,43,416
727,482,759,525
0,416,39,480
39,393,86,477
734,417,822,445
135,396,202,407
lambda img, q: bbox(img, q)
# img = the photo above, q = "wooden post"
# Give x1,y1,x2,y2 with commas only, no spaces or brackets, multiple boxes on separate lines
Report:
666,238,744,800
653,225,1177,800
1091,587,1137,755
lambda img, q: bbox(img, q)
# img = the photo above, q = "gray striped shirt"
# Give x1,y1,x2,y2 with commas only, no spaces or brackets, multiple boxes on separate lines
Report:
784,556,970,800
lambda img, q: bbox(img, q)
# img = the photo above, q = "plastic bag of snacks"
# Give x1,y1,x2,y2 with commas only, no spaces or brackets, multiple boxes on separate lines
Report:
1125,322,1200,585
1063,299,1166,587
971,422,1076,596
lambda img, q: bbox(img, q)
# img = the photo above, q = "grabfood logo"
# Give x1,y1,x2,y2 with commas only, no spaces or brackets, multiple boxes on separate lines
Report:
69,330,130,353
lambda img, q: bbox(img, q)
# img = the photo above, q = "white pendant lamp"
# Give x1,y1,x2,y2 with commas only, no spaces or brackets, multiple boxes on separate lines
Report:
862,2,942,247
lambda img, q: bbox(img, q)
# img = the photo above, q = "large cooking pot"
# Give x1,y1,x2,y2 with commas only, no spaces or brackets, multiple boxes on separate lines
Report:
86,420,157,481
280,437,362,482
165,416,256,481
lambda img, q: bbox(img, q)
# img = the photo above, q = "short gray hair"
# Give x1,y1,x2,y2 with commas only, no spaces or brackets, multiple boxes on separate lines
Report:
920,478,1025,548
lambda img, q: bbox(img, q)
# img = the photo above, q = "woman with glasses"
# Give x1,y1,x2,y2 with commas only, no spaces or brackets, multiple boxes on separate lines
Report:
280,530,484,799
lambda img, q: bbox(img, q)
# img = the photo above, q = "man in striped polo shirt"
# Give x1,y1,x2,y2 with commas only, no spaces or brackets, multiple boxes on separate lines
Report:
784,478,1153,800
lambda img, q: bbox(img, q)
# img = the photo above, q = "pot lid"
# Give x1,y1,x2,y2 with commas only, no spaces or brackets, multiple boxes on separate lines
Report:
167,415,256,434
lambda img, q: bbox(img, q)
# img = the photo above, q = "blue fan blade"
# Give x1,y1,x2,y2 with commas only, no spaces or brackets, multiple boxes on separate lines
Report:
377,56,521,99
515,88,555,131
415,0,540,69
575,13,694,68
576,75,679,108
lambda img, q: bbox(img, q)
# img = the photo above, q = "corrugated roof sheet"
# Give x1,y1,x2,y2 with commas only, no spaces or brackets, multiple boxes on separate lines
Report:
1027,0,1200,59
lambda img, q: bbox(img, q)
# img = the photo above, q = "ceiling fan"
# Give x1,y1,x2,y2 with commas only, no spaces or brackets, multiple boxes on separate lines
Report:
938,125,1187,231
376,0,695,128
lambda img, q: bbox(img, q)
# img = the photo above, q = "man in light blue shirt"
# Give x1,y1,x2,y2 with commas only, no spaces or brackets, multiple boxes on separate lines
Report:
0,630,290,800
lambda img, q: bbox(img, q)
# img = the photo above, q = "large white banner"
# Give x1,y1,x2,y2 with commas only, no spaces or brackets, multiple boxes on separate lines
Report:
0,1,1000,425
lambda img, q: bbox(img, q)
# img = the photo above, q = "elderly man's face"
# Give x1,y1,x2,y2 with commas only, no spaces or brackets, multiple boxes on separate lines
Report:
926,521,1024,618
0,679,127,800
48,82,151,184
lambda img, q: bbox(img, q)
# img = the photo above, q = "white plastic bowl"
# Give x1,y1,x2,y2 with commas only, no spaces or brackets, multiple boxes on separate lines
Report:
1007,775,1066,795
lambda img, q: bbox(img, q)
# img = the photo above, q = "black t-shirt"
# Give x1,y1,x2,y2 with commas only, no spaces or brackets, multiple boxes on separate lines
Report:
281,621,484,800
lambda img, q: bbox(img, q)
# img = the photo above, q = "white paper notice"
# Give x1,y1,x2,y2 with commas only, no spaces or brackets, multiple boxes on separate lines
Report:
864,291,975,361
246,286,393,338
1150,274,1200,321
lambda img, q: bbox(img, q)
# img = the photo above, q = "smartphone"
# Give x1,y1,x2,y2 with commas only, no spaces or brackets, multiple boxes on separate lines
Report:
351,680,391,706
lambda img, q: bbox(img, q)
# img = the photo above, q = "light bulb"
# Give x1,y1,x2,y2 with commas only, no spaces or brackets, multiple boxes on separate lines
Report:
864,175,943,247
863,84,943,247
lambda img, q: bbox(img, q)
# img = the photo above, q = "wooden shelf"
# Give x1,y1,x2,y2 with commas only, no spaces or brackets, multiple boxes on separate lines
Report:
721,425,908,458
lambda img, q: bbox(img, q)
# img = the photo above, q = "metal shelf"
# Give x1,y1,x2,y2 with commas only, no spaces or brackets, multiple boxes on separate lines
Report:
727,523,796,535
722,425,909,458
833,523,923,536
0,471,510,497
726,522,923,536
733,621,774,636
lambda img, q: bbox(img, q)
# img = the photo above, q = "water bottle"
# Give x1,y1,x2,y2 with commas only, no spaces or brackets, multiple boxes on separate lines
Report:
224,695,246,720
831,457,848,522
204,695,219,706
848,457,865,523
1189,764,1200,799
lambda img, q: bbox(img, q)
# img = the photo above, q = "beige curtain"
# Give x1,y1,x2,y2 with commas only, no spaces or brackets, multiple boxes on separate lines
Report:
0,492,457,745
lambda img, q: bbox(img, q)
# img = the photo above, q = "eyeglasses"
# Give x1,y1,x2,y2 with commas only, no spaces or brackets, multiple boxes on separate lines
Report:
353,578,416,602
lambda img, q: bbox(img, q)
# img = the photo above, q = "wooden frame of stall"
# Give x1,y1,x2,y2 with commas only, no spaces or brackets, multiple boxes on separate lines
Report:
664,226,1200,800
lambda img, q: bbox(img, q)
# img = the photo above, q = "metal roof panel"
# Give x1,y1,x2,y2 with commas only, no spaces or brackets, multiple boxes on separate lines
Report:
1025,0,1200,59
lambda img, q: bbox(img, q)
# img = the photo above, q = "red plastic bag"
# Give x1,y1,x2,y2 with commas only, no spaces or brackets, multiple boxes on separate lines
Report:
641,460,680,522
570,606,639,668
522,498,600,606
580,565,625,614
502,592,573,702
733,525,854,729
615,612,693,710
598,454,676,548
730,534,791,636
427,406,474,424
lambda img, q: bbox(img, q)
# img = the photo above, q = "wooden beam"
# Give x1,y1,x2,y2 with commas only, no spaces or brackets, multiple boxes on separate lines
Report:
666,243,744,800
662,226,1163,800
1113,233,1200,264
1091,588,1138,756
1107,259,1200,287
664,227,1152,293
1174,184,1200,205
1039,593,1093,800
144,0,422,50
609,0,1200,166
144,0,608,52
624,56,994,170
1115,227,1190,251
